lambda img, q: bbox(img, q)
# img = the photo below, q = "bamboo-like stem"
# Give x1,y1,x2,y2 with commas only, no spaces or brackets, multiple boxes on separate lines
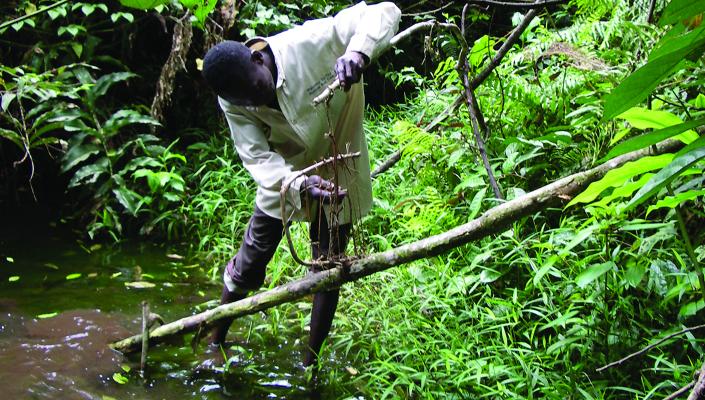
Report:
140,301,149,377
597,323,705,372
110,139,682,354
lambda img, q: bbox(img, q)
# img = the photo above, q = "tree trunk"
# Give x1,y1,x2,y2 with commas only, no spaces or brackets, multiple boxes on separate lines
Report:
111,139,682,354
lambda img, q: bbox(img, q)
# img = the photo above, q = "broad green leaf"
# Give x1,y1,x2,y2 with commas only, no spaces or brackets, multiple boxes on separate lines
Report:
626,146,705,211
103,109,160,136
617,107,684,129
113,187,141,216
619,221,673,231
646,189,705,215
576,261,615,288
123,156,162,173
134,169,158,192
659,0,705,26
468,187,487,220
534,225,597,286
62,143,101,172
112,372,129,384
182,0,217,28
479,268,502,283
603,26,705,121
469,35,496,68
118,0,168,10
624,262,646,287
32,122,67,142
163,192,181,202
125,281,156,289
0,128,23,148
88,72,136,105
650,23,705,60
604,116,705,161
71,43,83,58
679,300,705,317
1,92,15,111
675,134,705,157
68,158,109,187
610,127,631,145
591,173,654,208
603,54,687,121
539,309,581,332
567,154,674,206
695,94,705,108
533,255,560,285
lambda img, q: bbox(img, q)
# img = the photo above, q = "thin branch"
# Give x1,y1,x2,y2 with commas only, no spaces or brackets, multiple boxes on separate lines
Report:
666,382,697,400
596,324,705,372
467,0,567,8
470,8,538,88
688,361,705,400
463,80,504,199
0,0,70,31
402,3,454,17
372,6,541,177
110,139,683,354
459,4,503,199
371,151,402,178
370,95,464,179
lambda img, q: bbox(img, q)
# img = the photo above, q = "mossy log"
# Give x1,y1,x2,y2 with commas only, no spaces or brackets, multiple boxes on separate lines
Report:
111,139,682,354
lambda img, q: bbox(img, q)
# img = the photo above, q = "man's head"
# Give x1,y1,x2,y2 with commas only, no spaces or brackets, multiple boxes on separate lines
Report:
202,40,276,107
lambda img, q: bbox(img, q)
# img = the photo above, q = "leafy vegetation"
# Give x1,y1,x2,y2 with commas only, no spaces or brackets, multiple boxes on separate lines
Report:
2,0,705,398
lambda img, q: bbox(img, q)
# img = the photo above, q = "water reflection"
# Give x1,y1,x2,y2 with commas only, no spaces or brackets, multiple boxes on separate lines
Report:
0,226,346,399
0,308,127,399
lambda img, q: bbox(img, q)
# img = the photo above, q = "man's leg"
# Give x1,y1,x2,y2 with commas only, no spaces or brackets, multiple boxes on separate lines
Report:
304,214,351,367
211,205,283,345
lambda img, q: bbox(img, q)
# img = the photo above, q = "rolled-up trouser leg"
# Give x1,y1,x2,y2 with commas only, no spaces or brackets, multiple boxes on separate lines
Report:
304,212,351,367
211,205,283,345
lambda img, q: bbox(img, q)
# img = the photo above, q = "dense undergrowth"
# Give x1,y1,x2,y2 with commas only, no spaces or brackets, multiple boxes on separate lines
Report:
2,0,705,398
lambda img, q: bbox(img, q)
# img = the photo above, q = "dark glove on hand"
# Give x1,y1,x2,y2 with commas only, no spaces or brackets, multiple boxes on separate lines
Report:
302,175,347,204
335,51,369,91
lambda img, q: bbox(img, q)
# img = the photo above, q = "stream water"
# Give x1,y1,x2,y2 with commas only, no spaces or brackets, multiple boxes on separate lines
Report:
0,217,344,399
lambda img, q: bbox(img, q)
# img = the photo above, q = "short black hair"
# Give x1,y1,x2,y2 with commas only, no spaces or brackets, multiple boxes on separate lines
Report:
202,40,251,100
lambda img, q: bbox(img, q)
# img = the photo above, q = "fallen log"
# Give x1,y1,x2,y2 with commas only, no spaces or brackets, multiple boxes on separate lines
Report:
111,139,682,354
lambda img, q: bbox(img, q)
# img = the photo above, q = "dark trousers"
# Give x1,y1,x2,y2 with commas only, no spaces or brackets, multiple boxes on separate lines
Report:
214,204,350,367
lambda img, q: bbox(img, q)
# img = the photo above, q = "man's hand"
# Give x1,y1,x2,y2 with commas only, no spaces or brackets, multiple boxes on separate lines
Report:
335,51,369,91
302,175,347,203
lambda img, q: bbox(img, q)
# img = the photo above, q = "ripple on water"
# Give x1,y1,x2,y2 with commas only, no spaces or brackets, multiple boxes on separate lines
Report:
0,309,130,399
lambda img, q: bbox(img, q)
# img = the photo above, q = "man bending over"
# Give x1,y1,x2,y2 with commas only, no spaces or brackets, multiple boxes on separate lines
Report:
201,2,401,368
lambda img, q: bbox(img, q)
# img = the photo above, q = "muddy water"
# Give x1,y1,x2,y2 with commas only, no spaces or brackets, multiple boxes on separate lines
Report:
0,220,339,399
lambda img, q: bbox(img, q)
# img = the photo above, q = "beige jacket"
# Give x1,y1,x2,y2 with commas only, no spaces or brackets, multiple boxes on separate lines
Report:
218,2,401,224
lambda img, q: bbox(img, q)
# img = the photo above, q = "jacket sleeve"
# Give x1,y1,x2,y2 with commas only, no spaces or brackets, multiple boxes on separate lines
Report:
331,1,402,61
220,99,306,217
